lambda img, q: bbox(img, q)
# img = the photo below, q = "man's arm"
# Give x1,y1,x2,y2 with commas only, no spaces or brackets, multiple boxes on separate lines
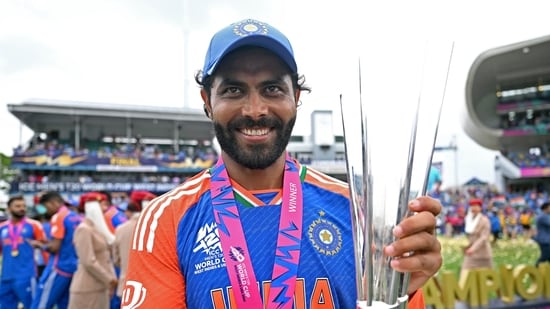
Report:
43,238,62,254
122,205,186,308
27,220,48,249
48,211,67,254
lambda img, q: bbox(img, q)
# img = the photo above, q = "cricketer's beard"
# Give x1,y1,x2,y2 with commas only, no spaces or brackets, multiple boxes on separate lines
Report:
214,115,296,169
10,211,26,220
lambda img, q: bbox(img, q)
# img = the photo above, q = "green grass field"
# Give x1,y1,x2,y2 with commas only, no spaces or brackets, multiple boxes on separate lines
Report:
438,235,540,277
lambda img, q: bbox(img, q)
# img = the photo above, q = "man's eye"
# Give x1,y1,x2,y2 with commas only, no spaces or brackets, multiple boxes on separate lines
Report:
265,85,282,93
224,87,240,94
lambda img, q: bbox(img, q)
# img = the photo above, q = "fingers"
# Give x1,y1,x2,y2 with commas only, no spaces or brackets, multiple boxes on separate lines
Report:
409,196,442,216
388,237,442,293
391,240,443,275
394,211,437,238
386,229,439,257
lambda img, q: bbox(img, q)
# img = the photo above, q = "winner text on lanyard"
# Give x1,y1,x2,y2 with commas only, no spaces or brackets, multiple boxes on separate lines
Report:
210,154,303,309
8,218,26,257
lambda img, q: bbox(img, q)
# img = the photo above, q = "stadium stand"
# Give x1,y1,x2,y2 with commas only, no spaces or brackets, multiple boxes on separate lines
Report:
463,34,550,193
7,99,217,200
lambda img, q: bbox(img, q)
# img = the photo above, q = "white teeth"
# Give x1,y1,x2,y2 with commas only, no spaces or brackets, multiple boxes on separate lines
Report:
242,128,269,136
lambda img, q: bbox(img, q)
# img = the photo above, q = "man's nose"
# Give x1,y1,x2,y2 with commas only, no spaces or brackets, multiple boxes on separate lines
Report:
242,91,268,119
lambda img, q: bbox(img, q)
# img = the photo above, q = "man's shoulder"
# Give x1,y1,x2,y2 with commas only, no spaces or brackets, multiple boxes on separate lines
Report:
128,174,212,255
142,170,212,219
25,218,44,228
302,165,349,198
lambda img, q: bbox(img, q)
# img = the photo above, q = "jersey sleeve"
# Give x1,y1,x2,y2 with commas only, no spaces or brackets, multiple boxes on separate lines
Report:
408,289,425,309
122,197,186,308
30,220,47,242
50,212,67,240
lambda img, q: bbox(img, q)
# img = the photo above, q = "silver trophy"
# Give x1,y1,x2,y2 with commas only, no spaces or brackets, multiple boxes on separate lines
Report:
340,41,454,309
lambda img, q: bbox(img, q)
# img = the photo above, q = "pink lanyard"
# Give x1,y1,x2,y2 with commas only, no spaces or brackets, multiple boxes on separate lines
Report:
210,154,303,309
8,218,26,252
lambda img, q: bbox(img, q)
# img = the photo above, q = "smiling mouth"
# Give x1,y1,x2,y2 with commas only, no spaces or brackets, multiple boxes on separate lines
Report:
240,128,270,136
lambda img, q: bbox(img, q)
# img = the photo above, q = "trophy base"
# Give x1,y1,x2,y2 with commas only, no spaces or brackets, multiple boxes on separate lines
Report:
356,300,400,309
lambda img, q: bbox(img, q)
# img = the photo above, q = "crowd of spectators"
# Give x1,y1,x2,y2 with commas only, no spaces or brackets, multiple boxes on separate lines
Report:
12,138,218,165
503,145,550,169
430,181,542,241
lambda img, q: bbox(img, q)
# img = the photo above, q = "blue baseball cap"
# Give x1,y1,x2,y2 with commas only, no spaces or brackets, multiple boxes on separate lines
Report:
202,19,297,78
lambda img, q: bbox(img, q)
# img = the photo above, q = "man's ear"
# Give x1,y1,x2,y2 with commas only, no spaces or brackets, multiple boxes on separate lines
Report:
200,89,212,118
295,90,301,107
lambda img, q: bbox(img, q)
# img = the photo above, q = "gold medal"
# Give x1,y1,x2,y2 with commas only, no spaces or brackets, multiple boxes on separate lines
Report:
11,249,19,257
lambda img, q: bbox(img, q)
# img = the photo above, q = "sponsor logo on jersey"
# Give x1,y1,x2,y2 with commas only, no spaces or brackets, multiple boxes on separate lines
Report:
121,280,147,309
192,222,226,275
307,211,342,256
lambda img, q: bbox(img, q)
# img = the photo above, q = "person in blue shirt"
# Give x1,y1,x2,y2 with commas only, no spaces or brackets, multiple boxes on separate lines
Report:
97,191,128,234
31,191,83,309
488,209,502,244
427,166,442,194
0,195,47,309
534,202,550,266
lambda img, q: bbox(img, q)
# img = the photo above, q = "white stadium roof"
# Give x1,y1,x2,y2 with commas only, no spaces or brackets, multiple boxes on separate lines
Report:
8,98,215,142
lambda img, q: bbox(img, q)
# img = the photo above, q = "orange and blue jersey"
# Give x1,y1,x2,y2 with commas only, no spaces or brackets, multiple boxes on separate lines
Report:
104,205,128,234
0,218,47,280
50,206,82,276
123,160,426,308
35,221,52,270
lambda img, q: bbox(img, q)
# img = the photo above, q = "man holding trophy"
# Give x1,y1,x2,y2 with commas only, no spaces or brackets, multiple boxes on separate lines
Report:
123,18,442,309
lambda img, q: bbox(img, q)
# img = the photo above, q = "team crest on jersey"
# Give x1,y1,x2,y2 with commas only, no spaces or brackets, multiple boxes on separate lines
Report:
1,228,7,238
192,222,226,275
308,211,342,256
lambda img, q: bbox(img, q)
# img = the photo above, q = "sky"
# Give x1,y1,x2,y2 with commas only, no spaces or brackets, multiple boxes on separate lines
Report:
1,0,550,187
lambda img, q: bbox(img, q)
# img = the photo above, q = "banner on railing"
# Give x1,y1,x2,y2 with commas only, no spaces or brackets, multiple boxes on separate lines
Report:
11,153,216,172
13,181,180,193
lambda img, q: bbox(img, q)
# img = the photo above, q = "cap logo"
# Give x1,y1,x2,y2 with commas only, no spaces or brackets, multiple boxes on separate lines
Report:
233,19,268,37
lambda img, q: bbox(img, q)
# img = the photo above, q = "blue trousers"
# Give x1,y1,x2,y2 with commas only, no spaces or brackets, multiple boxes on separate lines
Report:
0,277,35,309
31,269,72,309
